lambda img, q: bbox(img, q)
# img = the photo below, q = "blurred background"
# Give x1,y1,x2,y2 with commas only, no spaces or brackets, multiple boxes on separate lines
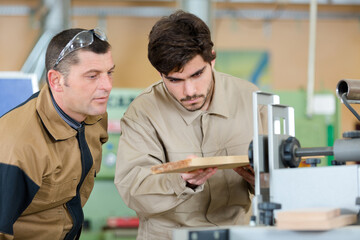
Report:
1,0,360,239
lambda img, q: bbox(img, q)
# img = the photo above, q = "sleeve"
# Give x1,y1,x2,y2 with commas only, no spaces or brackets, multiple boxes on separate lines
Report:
0,163,39,238
114,115,203,217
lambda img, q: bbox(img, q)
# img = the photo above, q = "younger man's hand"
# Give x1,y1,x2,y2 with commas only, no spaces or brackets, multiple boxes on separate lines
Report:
233,165,255,186
181,167,217,188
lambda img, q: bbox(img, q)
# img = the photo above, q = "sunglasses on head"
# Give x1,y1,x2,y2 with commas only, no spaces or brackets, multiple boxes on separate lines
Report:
53,28,107,69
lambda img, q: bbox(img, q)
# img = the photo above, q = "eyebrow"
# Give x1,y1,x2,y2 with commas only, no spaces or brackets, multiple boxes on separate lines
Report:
164,65,206,81
108,65,116,72
84,64,116,75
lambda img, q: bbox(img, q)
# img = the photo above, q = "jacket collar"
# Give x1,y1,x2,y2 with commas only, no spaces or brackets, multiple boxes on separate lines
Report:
36,85,103,140
163,70,230,125
50,91,82,130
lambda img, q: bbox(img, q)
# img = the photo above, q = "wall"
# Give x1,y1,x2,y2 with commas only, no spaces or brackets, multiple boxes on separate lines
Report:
1,1,360,134
213,3,360,135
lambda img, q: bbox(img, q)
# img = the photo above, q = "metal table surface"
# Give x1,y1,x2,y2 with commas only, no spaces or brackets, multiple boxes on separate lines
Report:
173,225,360,240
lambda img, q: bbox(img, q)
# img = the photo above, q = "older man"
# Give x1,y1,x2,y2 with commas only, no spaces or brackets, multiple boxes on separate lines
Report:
0,28,114,239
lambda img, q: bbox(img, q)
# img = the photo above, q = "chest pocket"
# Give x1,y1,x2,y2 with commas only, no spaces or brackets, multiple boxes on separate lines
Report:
23,177,78,215
34,177,78,203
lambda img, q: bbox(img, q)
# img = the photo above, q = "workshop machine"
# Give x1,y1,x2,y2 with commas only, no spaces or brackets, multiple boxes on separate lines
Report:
250,79,360,226
173,79,360,240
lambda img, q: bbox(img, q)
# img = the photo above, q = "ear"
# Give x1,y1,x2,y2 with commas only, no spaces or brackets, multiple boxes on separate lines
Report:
47,69,63,92
210,58,216,70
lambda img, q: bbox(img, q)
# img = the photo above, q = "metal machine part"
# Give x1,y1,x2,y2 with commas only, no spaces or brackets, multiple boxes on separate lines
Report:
305,158,321,167
280,137,301,168
333,138,360,162
251,79,360,226
258,202,281,226
277,133,360,164
251,91,280,225
251,91,295,225
248,137,269,172
336,79,360,101
294,146,333,157
271,164,360,214
188,229,229,240
173,225,360,240
336,79,360,121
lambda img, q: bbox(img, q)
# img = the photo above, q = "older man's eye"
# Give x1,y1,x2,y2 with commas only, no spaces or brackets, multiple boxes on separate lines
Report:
86,74,98,79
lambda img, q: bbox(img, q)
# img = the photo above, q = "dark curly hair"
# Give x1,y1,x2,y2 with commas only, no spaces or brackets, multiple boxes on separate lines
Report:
148,10,216,75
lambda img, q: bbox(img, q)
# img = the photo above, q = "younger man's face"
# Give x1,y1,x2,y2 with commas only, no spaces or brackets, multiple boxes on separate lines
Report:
162,55,215,112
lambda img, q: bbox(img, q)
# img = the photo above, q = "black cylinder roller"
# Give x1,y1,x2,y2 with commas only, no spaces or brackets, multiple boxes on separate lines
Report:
280,137,302,168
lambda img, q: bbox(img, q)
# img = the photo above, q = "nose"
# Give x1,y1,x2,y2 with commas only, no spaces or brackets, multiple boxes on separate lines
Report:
99,74,113,92
183,79,196,96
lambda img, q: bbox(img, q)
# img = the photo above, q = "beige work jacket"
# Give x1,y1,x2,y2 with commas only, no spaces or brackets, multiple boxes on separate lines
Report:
115,70,266,240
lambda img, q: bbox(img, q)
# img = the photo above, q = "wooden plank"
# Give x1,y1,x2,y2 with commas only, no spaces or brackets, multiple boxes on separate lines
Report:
276,208,357,231
277,214,357,231
276,208,341,221
151,155,249,174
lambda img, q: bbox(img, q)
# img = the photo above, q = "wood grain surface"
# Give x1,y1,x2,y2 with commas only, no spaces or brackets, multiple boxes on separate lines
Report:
276,208,357,231
151,155,249,174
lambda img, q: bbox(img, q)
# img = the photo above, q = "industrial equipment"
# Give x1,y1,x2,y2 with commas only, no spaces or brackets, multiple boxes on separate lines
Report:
250,79,360,226
173,79,360,240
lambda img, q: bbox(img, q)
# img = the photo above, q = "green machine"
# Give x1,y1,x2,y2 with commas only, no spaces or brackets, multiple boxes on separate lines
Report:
81,88,143,240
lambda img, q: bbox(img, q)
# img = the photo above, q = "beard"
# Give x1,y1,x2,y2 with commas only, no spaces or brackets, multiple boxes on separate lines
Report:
180,78,214,112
